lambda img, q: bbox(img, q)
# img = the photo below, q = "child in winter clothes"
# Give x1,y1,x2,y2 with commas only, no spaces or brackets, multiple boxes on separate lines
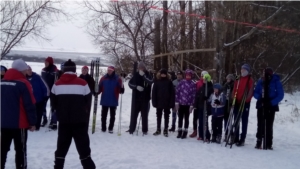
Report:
194,73,213,142
175,69,196,139
210,83,226,143
223,74,235,138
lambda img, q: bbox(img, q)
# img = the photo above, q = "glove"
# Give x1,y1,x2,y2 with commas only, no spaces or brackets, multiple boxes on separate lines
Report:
189,106,194,114
175,103,179,112
139,70,145,76
136,86,144,92
214,99,221,105
203,74,211,82
120,87,125,94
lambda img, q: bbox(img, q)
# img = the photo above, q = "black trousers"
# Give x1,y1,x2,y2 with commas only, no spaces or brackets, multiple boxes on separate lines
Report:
192,109,198,130
54,123,95,169
178,105,190,129
256,108,276,147
156,108,171,130
212,116,223,137
35,101,45,130
129,101,149,133
198,108,211,139
101,106,116,131
223,100,231,134
1,128,28,169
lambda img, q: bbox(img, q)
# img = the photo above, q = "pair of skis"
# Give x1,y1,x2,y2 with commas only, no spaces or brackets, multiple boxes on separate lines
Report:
91,58,100,134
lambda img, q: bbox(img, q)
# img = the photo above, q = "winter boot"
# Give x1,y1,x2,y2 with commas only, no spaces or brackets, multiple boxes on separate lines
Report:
109,130,113,134
255,140,262,149
50,124,57,130
177,128,183,138
153,129,161,136
163,129,168,137
223,134,228,142
181,129,188,139
197,137,203,141
189,130,197,138
267,146,273,150
143,132,148,136
169,126,175,132
236,140,245,147
211,136,217,143
41,119,48,127
216,135,221,144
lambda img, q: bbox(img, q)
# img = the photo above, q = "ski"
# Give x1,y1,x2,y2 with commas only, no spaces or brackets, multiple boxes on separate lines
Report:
203,79,208,143
262,72,267,150
130,61,138,135
92,58,100,134
117,76,124,136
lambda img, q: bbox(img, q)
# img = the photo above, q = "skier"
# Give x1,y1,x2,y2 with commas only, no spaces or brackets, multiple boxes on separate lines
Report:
190,70,209,138
41,56,58,129
26,66,49,131
253,67,284,150
210,83,226,143
194,73,213,142
128,62,153,135
231,64,254,146
1,65,7,79
169,71,183,132
50,59,96,169
223,74,235,140
1,59,36,169
152,69,175,137
97,66,124,133
175,69,196,139
79,65,95,126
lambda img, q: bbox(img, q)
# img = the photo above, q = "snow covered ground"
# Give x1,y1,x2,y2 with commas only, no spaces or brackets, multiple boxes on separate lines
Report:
1,60,300,169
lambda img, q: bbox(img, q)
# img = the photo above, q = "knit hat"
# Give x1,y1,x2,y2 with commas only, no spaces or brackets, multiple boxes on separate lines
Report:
108,66,115,71
82,65,89,70
226,74,235,81
138,62,146,69
45,56,54,64
241,64,251,73
160,68,168,75
63,59,76,73
201,71,208,77
176,71,183,75
213,83,222,90
265,67,273,76
185,69,194,76
11,59,29,72
1,65,7,72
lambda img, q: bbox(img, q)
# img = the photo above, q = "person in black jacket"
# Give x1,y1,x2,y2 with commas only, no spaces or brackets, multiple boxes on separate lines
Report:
194,73,213,142
223,74,235,139
152,69,175,137
50,59,95,169
128,62,153,135
1,65,7,79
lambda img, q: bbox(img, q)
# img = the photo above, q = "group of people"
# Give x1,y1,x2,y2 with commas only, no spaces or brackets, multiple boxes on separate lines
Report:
1,58,284,169
127,62,284,150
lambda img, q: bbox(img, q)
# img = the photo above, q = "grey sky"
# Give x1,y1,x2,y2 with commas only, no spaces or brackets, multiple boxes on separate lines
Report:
15,1,98,53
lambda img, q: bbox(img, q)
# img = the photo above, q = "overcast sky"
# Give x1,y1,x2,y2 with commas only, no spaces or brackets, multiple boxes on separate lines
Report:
15,1,99,53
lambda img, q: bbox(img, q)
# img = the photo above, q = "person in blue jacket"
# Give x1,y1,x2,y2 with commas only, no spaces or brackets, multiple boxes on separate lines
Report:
253,67,284,150
27,66,49,130
97,66,124,133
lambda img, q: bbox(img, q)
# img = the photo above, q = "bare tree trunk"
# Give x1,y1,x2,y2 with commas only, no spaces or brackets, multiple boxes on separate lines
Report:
179,1,186,69
162,1,168,70
188,0,194,67
154,18,161,71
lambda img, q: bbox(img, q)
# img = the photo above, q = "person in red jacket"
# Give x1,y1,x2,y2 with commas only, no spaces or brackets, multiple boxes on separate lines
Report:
231,64,254,146
1,59,36,169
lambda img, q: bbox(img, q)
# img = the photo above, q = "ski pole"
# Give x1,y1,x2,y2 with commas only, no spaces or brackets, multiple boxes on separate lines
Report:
136,114,141,136
117,89,123,136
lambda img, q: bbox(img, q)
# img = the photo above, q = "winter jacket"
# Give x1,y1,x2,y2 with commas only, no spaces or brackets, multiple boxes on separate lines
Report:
196,79,204,90
41,64,58,90
194,82,213,109
152,73,175,109
1,69,36,129
98,72,123,107
223,80,234,102
129,70,153,102
50,72,91,124
254,74,284,110
232,75,254,103
27,72,49,103
175,79,197,106
79,73,95,93
209,92,226,117
172,79,182,88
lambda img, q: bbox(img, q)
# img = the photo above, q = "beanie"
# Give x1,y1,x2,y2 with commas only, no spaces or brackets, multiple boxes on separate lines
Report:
241,64,251,73
213,83,222,90
265,67,273,76
108,66,115,71
160,68,168,75
185,69,194,76
138,62,146,69
64,59,76,73
82,65,89,70
45,57,54,64
201,71,208,77
226,74,235,81
11,59,29,72
1,65,7,72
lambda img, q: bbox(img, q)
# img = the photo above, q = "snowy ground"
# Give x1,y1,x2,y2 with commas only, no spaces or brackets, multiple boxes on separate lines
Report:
1,60,300,169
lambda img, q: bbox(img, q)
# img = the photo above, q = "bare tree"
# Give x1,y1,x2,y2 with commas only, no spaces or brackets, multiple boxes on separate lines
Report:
0,0,66,60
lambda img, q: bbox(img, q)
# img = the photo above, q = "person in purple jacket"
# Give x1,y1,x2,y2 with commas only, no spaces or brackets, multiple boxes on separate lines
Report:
175,69,196,139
